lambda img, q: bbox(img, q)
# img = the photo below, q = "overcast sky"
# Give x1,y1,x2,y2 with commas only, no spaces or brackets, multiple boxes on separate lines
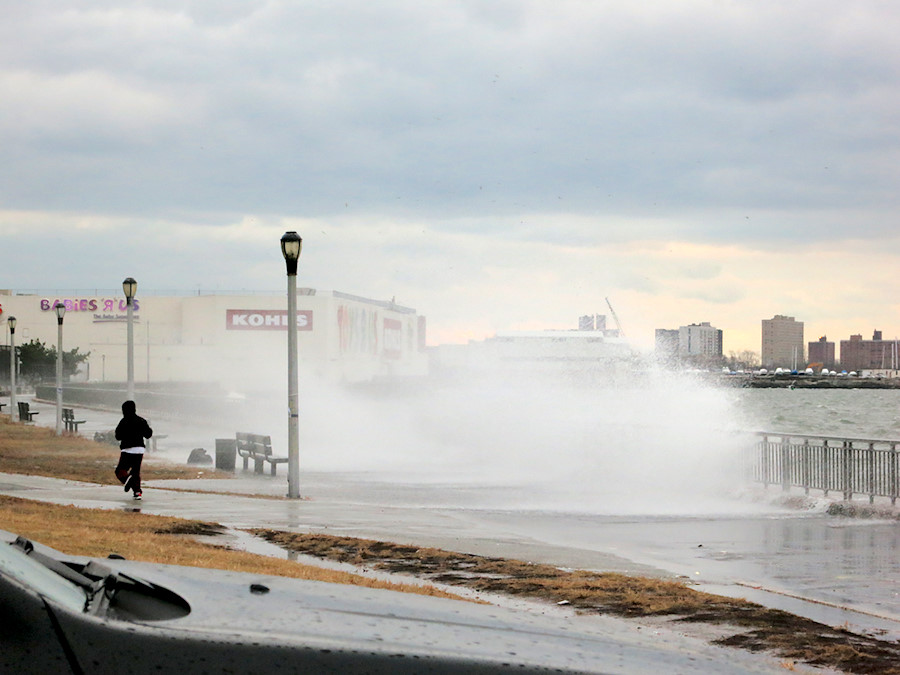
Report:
2,0,898,353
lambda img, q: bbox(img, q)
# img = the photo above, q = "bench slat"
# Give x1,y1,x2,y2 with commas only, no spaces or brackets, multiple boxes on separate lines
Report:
61,408,87,432
18,402,39,422
235,432,287,475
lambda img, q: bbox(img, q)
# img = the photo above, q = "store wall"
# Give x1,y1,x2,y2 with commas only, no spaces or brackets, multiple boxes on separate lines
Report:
0,290,427,391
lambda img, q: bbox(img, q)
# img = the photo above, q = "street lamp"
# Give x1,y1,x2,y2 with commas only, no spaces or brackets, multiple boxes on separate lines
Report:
7,316,16,417
123,277,137,401
55,303,66,435
281,231,302,499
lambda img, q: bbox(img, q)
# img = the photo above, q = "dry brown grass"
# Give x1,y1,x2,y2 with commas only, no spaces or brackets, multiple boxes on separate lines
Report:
250,531,733,615
0,494,464,600
253,530,900,675
0,413,228,483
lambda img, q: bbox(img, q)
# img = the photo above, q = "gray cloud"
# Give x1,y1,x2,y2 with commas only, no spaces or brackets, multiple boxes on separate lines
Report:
2,0,900,248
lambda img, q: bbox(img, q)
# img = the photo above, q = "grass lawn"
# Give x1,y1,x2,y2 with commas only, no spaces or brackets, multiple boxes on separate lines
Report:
0,494,461,600
0,413,227,484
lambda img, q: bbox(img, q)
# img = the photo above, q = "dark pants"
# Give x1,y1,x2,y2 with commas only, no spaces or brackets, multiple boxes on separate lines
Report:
115,452,144,493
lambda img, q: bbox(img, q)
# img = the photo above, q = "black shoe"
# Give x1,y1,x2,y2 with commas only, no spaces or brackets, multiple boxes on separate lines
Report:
133,492,142,501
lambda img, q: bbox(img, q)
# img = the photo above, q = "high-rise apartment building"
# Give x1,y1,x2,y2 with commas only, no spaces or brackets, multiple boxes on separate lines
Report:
761,315,804,369
840,330,899,371
807,336,836,370
678,322,723,357
579,314,609,332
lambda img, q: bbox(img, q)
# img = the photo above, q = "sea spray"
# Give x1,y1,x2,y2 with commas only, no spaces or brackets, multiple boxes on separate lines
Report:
241,363,754,515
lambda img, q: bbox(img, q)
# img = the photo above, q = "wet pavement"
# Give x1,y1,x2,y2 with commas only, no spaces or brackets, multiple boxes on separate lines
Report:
6,396,900,646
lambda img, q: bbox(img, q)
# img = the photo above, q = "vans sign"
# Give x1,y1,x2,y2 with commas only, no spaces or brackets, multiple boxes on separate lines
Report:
226,310,313,331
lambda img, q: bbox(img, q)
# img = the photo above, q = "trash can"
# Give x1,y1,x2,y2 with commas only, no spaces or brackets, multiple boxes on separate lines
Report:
215,438,237,472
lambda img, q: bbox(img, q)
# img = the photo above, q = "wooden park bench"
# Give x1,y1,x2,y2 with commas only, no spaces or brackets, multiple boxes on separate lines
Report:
62,408,86,433
235,432,288,476
17,401,39,423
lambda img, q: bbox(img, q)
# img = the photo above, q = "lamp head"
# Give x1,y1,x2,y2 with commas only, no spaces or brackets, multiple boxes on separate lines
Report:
7,316,15,333
280,231,302,275
54,303,66,322
122,277,137,303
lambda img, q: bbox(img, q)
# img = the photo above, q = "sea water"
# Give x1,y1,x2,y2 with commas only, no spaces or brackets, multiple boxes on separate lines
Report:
734,387,900,439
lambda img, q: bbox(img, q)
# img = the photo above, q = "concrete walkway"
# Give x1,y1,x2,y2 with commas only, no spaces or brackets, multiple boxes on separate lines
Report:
0,470,662,577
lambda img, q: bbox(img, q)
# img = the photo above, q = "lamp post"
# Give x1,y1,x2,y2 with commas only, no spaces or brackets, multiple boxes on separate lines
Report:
123,277,137,401
7,316,16,416
55,303,66,435
281,231,302,499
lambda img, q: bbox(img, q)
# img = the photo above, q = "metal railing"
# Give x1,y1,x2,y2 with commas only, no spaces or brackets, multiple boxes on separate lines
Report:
750,432,900,504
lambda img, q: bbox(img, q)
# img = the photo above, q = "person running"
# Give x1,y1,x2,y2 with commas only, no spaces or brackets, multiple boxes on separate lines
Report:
114,400,153,501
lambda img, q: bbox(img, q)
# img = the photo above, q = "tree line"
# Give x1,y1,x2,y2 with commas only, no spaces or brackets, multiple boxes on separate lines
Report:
2,339,90,386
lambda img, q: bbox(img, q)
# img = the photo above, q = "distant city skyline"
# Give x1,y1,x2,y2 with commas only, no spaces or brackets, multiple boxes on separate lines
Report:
656,314,898,368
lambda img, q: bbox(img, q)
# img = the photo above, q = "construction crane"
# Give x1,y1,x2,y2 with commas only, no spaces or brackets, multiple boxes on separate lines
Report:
605,297,625,338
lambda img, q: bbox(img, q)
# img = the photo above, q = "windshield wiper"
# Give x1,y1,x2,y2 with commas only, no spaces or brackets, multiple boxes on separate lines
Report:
10,536,115,614
9,536,190,620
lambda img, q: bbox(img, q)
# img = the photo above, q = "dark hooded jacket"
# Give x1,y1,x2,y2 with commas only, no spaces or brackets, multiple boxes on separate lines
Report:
115,400,153,450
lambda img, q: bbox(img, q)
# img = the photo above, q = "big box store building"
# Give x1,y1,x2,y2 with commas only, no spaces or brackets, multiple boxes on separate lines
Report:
0,288,428,395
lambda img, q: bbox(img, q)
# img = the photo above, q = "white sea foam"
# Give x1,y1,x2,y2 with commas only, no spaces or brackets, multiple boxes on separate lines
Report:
230,365,758,515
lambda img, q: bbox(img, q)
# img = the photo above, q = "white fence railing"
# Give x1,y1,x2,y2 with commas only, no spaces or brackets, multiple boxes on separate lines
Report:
750,432,900,504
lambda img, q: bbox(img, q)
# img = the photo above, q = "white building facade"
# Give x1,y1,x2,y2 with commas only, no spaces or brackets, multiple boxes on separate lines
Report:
0,289,427,392
678,322,723,357
432,322,633,384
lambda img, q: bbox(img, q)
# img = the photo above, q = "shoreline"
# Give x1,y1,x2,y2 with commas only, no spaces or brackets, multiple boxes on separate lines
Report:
717,374,900,389
713,373,900,391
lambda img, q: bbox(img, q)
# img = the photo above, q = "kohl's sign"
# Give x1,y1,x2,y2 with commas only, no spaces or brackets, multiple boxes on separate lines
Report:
226,309,313,331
